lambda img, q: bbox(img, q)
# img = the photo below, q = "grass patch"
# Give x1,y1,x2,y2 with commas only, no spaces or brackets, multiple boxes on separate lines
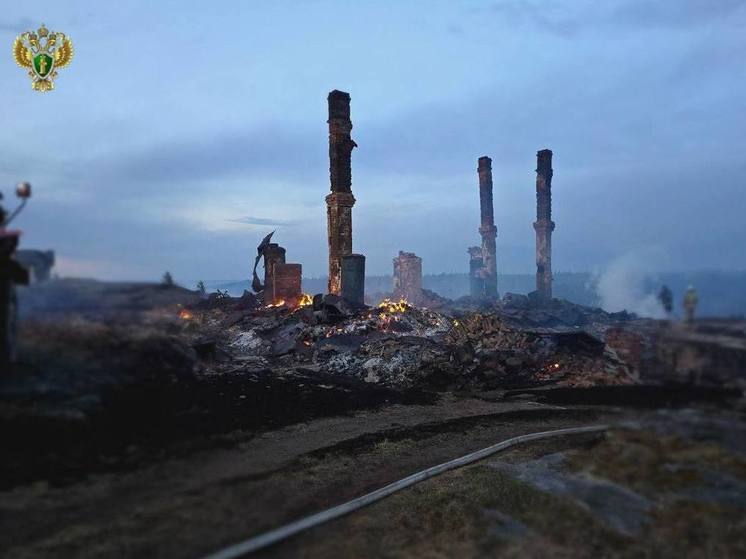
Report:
372,438,416,458
642,500,746,558
566,428,746,497
276,429,746,558
275,464,625,559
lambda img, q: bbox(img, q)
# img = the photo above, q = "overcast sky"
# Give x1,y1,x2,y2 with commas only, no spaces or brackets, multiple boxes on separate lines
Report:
1,1,744,282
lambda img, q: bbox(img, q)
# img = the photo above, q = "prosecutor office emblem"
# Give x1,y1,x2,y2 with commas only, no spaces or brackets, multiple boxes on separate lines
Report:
13,24,74,92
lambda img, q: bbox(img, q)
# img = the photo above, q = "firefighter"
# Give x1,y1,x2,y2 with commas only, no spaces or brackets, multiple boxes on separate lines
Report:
683,285,699,324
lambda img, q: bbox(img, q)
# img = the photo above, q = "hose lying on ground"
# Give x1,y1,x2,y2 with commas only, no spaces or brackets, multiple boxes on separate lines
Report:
201,424,609,559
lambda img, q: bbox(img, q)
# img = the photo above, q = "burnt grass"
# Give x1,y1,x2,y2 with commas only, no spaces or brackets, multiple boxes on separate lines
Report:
1,365,432,490
503,384,741,407
301,407,606,461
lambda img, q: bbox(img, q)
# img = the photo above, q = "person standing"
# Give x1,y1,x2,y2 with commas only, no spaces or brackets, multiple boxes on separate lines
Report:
683,285,699,324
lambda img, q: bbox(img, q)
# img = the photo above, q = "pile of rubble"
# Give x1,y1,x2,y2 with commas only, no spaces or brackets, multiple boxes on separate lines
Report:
181,292,641,390
450,292,634,335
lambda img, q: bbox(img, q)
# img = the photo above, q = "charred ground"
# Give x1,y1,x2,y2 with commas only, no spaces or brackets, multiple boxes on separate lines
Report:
1,279,744,558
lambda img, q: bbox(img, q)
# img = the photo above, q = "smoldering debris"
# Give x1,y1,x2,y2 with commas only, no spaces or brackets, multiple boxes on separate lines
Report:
178,291,642,391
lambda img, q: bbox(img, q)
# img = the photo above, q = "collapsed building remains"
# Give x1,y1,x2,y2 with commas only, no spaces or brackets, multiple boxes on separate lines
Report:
534,149,555,300
393,251,423,305
273,263,302,304
253,237,302,306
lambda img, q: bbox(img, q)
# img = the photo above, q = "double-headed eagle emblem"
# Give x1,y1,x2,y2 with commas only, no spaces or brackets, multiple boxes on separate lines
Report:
13,24,73,92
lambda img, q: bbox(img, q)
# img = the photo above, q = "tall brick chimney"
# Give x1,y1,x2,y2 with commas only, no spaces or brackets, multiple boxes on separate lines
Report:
477,156,498,298
325,90,357,295
533,149,555,300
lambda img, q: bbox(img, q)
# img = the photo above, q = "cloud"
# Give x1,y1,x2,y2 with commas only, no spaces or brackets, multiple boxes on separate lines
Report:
0,17,33,34
77,123,325,195
610,0,746,29
3,2,745,282
227,215,295,227
482,0,746,37
488,1,581,38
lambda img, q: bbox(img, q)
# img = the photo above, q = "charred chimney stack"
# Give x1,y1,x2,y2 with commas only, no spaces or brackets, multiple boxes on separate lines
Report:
325,90,357,295
477,156,498,298
533,149,555,300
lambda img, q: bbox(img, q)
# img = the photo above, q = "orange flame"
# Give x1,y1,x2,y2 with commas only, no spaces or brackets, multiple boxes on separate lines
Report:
377,298,409,314
179,309,194,320
266,294,313,310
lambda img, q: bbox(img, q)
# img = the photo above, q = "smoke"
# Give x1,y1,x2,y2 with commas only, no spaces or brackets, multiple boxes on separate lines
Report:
592,249,667,318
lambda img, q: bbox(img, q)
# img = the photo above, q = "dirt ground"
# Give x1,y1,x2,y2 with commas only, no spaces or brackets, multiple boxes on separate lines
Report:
1,394,623,559
4,394,743,559
257,407,746,559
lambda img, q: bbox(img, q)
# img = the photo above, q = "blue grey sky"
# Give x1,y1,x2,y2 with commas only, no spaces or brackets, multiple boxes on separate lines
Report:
1,1,744,281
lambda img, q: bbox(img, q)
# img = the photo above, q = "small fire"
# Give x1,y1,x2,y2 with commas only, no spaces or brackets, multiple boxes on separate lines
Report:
298,293,313,307
179,309,194,320
267,299,286,308
378,298,409,314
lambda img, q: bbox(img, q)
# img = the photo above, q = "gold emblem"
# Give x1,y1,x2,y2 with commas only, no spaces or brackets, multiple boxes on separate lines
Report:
13,24,73,92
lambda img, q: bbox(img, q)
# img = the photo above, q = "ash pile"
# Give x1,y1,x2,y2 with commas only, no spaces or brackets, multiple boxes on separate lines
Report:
183,291,642,391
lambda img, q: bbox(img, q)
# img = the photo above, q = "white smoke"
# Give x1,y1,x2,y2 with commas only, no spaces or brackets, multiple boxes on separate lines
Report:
592,249,667,318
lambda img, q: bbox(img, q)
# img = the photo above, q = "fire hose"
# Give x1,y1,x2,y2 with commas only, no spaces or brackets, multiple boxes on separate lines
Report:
201,424,609,559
